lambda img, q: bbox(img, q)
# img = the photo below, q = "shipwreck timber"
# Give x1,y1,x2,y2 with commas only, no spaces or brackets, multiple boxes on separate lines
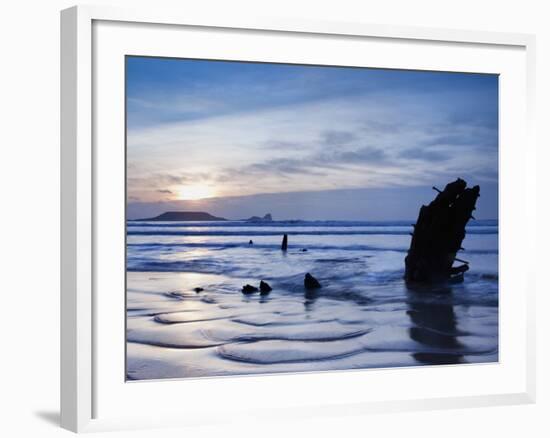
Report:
405,178,480,284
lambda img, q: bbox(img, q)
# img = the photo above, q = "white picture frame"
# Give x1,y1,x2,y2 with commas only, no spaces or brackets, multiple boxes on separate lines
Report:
60,4,537,433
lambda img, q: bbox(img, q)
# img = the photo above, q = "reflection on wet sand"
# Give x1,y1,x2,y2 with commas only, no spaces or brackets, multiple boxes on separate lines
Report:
407,285,465,365
304,288,318,311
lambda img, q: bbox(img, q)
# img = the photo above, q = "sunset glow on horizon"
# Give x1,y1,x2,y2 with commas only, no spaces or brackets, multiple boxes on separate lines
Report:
177,184,217,201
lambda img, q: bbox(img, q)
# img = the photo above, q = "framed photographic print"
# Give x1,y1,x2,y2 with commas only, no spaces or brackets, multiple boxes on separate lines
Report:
61,5,536,433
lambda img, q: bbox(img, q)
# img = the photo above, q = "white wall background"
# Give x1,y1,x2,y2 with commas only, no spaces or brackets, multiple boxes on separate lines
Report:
0,0,547,436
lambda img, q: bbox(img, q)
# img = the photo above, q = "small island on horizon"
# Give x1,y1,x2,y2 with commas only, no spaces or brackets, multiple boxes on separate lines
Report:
137,211,227,221
136,211,274,222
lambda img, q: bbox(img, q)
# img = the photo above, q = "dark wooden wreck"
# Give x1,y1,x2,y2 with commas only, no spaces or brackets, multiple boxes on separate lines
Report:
405,178,480,284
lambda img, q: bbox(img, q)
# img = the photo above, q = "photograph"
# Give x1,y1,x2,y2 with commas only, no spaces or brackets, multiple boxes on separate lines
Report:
125,56,499,381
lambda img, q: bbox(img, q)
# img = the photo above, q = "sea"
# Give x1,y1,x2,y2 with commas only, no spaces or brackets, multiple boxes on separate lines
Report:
126,219,498,380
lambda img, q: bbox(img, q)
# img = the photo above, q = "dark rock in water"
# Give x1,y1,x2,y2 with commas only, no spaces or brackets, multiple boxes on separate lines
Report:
193,287,204,293
405,178,480,284
301,248,308,252
249,239,253,245
259,280,272,295
281,234,288,251
241,284,259,294
304,273,321,289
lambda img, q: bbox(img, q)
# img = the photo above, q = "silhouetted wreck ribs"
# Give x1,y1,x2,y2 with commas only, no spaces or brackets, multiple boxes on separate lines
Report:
405,178,480,284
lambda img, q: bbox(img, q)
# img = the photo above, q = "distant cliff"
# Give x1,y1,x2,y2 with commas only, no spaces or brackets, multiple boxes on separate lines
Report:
245,213,273,222
138,211,227,221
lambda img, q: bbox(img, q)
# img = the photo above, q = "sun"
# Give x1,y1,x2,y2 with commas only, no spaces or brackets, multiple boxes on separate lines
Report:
177,184,216,200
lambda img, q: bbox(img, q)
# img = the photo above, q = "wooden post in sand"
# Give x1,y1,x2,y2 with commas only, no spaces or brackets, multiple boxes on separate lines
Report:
281,234,288,251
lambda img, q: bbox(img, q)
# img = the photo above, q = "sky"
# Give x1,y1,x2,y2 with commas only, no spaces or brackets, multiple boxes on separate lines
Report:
126,56,499,221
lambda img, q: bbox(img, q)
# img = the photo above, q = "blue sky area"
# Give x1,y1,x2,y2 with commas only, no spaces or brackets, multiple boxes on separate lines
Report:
126,56,498,221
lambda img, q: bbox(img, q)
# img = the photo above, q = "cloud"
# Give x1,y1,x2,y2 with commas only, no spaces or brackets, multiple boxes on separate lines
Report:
247,158,326,176
321,130,356,146
399,148,451,162
156,189,173,194
214,143,392,185
262,139,308,151
324,146,389,164
127,173,190,189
